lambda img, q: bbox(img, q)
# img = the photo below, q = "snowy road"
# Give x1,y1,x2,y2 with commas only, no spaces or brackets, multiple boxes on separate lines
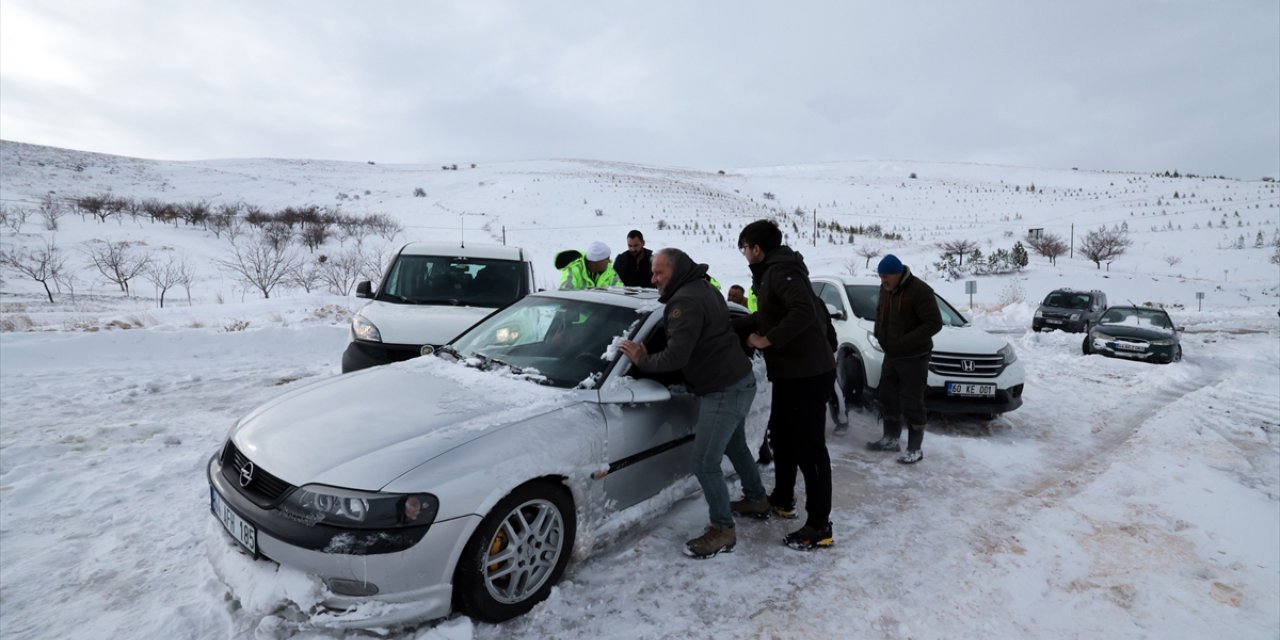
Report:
1,315,1276,640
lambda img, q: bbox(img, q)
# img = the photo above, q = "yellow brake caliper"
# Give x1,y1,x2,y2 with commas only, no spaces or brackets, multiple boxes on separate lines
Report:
487,530,508,573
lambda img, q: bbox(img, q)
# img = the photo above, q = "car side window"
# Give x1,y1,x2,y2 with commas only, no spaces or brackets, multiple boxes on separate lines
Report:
813,283,846,315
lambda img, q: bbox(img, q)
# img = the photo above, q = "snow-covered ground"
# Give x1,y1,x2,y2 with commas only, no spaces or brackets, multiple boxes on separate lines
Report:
1,141,1277,639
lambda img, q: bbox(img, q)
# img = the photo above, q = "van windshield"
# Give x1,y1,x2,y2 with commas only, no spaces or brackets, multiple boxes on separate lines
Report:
380,256,523,308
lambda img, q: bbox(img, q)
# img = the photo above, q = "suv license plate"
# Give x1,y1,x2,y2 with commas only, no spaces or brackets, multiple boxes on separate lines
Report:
1046,318,1062,324
211,487,257,555
946,382,996,397
1114,342,1146,352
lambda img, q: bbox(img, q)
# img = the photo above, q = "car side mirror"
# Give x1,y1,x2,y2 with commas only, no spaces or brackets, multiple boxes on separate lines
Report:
824,303,846,321
1176,326,1185,333
599,377,671,404
355,281,373,299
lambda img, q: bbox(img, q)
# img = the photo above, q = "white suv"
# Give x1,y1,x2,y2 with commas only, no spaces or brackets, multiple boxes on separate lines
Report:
342,243,537,372
810,274,1025,416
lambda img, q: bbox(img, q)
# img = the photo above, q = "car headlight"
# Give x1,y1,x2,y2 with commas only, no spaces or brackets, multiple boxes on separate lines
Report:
1034,310,1044,319
351,314,382,342
278,485,439,529
1069,313,1081,321
866,330,883,352
998,343,1017,364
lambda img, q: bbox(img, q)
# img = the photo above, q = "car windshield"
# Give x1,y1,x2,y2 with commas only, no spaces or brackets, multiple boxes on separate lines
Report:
1099,308,1173,330
380,255,522,308
1043,291,1093,310
844,285,966,327
449,295,642,388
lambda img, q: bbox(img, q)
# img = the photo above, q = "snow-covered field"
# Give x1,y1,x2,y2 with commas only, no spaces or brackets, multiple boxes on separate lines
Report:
1,141,1277,639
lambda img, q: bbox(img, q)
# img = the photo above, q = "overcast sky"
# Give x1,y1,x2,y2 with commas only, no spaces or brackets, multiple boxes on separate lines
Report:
2,1,1277,178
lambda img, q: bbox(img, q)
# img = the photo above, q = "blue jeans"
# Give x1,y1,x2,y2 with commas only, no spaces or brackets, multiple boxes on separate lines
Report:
693,372,765,528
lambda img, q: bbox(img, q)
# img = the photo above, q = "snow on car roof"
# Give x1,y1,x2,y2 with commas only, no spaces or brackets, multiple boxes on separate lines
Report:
532,286,661,309
398,242,526,261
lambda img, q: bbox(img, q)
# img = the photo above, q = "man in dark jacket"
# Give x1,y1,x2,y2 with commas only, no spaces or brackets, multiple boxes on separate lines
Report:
728,219,837,551
867,254,943,464
620,248,765,559
613,229,654,287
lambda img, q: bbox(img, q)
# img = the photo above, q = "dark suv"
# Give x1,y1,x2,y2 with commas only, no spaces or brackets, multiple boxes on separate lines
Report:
1033,289,1107,333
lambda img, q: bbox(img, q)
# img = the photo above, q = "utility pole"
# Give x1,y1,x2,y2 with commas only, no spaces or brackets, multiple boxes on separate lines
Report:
813,209,817,247
502,225,506,246
1070,224,1074,259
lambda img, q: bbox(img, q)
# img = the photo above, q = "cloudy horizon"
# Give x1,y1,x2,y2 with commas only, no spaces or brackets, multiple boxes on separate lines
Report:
2,1,1277,178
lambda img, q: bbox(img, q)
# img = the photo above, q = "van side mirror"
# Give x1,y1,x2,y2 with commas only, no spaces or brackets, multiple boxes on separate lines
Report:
356,281,373,299
825,303,846,321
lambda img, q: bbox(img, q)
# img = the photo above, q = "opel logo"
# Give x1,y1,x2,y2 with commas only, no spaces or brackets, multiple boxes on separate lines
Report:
961,360,976,373
239,461,255,488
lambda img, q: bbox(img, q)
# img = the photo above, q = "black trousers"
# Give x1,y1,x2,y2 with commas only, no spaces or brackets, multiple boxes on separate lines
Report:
768,370,835,528
879,352,930,432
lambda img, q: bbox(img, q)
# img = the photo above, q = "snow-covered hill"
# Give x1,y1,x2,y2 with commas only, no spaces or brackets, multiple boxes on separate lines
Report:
1,141,1277,640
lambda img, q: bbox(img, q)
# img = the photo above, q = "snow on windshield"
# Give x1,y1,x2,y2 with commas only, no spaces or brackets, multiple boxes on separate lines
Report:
1099,308,1174,331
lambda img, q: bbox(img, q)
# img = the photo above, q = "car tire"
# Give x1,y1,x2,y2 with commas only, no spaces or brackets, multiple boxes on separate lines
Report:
1173,346,1183,363
454,480,576,623
837,349,868,407
1081,336,1092,355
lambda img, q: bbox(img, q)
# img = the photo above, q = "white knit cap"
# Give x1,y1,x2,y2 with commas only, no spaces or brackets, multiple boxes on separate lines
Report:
585,241,611,261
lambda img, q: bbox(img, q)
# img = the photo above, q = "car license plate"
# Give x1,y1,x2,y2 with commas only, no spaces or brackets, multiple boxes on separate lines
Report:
211,487,257,555
1046,318,1062,324
1114,342,1146,352
946,382,996,397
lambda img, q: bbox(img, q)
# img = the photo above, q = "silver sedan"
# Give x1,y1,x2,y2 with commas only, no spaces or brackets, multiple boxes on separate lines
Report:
207,288,762,626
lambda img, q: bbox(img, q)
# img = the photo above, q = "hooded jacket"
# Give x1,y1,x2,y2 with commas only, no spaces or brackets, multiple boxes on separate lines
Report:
873,266,943,358
733,245,836,380
635,252,751,395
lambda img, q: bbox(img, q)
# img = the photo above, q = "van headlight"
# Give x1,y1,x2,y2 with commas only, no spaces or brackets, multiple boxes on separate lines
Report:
1069,314,1081,321
352,314,382,342
1034,310,1044,319
279,485,438,529
998,344,1017,364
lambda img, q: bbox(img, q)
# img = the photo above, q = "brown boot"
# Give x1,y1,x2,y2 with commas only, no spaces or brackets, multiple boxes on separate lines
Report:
730,496,771,520
684,525,736,559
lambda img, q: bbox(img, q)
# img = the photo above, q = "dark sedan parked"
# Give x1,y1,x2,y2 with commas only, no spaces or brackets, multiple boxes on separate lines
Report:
1082,306,1183,364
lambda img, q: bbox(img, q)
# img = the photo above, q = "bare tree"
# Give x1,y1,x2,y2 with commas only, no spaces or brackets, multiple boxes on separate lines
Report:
144,253,189,308
0,238,68,303
359,241,394,285
938,239,979,266
299,224,330,252
38,193,64,231
287,260,322,293
1163,255,1183,267
316,249,364,295
855,244,883,269
364,213,403,242
83,240,152,295
1078,226,1133,270
1,205,29,233
1026,232,1068,266
177,259,197,305
216,232,303,299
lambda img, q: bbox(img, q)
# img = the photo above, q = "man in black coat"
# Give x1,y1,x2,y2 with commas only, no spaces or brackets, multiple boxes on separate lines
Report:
620,248,766,559
729,219,836,551
613,229,653,287
866,254,943,464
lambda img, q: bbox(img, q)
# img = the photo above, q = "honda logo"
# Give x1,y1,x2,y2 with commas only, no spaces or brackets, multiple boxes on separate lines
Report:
239,461,255,488
961,360,976,373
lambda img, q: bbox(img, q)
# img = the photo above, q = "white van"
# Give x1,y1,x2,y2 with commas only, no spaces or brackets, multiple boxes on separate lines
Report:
342,243,537,372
